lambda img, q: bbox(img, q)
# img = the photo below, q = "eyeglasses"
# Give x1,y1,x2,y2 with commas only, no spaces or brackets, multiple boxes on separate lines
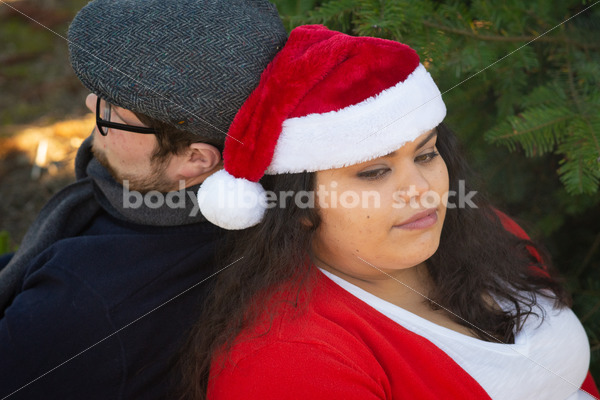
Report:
96,97,156,136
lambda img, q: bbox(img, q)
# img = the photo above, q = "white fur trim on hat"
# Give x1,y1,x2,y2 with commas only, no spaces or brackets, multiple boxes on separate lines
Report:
197,169,267,230
266,64,446,174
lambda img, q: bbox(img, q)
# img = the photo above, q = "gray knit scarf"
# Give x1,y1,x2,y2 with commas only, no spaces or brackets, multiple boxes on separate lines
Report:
0,136,206,311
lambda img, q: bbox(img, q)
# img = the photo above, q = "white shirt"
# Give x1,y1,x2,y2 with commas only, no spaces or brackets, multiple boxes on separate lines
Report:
321,269,593,400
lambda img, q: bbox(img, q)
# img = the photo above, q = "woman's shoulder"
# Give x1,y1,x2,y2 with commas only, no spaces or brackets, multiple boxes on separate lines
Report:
209,337,386,399
208,272,494,400
218,273,383,365
208,274,390,399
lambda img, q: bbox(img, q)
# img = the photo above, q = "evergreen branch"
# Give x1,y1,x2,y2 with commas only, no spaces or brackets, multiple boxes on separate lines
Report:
522,83,567,109
565,50,600,167
490,116,570,141
580,115,600,163
421,20,600,50
486,106,572,157
558,151,600,195
567,51,600,161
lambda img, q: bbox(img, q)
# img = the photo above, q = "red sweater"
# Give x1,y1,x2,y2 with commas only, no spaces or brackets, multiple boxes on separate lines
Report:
208,271,598,399
209,214,599,399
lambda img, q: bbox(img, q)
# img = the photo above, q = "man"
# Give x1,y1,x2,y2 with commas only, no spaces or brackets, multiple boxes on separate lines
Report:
0,0,286,398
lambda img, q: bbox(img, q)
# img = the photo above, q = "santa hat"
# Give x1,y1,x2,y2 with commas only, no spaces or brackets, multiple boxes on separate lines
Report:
197,25,446,230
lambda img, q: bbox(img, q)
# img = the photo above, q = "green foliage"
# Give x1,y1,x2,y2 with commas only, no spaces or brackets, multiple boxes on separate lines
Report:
276,0,322,23
272,0,600,219
273,0,600,378
0,0,91,126
0,19,53,55
274,0,600,196
0,231,17,256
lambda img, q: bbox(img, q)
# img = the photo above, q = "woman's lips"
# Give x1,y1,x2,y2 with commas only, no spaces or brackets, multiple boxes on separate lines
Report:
393,209,438,230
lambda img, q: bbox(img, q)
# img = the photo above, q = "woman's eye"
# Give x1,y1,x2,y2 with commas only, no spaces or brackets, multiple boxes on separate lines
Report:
357,168,390,180
415,151,439,164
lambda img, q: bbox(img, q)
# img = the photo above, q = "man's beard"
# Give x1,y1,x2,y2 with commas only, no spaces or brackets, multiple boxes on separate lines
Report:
92,145,175,194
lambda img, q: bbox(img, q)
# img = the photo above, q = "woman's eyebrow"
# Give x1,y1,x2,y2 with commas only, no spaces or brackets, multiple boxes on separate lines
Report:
415,129,438,150
381,129,439,159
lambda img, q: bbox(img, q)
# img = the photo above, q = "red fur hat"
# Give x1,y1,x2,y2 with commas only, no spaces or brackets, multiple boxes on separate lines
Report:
198,25,446,230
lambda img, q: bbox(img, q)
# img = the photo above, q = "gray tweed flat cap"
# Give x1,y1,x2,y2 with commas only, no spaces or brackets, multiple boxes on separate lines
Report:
68,0,287,141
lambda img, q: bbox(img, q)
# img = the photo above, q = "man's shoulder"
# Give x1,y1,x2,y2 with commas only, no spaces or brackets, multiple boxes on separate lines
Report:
23,211,221,308
3,213,220,399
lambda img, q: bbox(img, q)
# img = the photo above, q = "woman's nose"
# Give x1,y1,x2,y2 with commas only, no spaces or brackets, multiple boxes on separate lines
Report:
394,165,431,204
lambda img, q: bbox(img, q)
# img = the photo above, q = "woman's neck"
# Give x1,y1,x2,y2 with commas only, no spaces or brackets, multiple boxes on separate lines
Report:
313,257,433,310
314,257,485,339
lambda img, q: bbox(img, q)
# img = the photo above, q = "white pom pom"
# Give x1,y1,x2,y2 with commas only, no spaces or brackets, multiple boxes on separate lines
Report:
197,169,267,230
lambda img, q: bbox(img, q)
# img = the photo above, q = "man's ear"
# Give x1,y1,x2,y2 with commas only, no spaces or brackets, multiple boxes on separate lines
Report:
178,142,222,178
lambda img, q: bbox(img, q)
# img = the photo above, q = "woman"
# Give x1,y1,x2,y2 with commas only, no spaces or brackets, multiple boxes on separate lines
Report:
181,25,598,399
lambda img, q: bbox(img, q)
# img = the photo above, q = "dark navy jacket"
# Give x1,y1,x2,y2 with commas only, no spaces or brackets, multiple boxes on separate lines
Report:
0,211,221,399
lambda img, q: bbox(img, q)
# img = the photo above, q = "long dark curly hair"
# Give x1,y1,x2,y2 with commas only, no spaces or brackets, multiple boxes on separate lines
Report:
177,123,570,399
